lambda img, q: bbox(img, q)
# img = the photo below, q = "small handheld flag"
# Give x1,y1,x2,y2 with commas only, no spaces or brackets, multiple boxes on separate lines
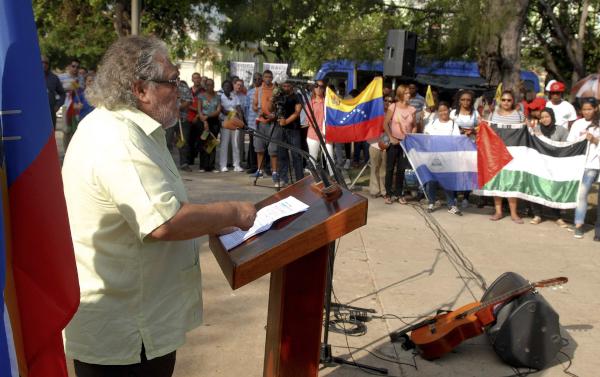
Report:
425,85,435,108
494,83,503,104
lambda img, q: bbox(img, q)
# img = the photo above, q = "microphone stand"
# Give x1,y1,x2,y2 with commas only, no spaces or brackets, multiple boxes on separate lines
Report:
294,86,346,188
241,126,338,194
291,84,386,375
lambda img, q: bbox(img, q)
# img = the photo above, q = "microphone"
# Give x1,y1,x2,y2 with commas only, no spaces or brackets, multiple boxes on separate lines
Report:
241,126,334,189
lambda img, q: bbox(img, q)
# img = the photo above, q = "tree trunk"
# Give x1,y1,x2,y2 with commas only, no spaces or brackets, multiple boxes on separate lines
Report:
478,0,530,98
538,0,588,84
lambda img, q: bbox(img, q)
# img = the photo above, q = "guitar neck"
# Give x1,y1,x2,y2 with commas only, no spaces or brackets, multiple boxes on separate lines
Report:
465,284,535,317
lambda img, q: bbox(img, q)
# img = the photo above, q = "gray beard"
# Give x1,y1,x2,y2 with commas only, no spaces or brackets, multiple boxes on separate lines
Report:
151,102,178,129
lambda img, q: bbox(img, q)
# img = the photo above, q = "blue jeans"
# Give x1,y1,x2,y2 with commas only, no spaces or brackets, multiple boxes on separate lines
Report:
574,169,599,226
425,181,457,207
277,128,304,184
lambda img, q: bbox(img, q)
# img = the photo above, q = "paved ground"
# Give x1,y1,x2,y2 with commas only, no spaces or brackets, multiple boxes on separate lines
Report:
59,132,598,377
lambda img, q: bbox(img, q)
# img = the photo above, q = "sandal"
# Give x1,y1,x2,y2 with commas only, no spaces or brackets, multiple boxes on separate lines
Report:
384,196,394,205
489,213,504,221
530,216,542,225
398,196,408,205
555,219,568,228
511,217,524,224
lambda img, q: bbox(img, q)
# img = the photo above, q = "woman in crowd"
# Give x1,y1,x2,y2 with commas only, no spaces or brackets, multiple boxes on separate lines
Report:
567,98,600,239
488,89,526,223
219,80,244,172
306,80,333,162
367,95,393,198
196,78,221,172
383,85,417,205
451,90,479,208
529,108,569,226
423,102,462,215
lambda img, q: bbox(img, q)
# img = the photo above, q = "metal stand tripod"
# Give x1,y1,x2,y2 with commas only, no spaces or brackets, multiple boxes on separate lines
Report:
319,242,388,375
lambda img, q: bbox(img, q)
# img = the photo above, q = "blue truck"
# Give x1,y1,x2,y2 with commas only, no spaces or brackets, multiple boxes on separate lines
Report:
314,60,540,95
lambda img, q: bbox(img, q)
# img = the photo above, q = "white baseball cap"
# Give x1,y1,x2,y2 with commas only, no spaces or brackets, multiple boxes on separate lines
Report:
544,79,557,92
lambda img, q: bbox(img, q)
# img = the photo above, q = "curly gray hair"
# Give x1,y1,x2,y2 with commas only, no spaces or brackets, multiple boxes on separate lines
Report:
86,35,168,110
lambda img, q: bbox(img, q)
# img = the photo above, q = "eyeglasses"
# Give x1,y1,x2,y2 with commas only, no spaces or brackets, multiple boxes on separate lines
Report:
139,76,180,87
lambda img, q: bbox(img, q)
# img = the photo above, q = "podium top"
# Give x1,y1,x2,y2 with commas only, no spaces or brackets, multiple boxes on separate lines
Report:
209,176,368,289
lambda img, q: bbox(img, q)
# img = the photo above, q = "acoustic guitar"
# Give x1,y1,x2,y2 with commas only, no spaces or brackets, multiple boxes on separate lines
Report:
410,276,568,360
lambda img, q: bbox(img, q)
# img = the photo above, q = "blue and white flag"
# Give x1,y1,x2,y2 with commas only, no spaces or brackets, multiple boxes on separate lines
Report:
401,135,478,191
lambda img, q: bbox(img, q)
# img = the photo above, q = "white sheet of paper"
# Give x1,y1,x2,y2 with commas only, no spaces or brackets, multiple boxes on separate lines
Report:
219,196,309,251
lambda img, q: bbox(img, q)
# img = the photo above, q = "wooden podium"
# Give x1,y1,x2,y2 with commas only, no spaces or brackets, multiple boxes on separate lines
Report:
209,176,368,377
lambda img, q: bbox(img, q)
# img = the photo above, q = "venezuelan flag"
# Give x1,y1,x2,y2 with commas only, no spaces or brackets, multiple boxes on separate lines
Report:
1,2,79,376
325,77,384,142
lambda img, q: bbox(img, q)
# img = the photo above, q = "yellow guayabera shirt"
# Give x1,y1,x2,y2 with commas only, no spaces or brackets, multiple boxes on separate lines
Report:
62,107,202,365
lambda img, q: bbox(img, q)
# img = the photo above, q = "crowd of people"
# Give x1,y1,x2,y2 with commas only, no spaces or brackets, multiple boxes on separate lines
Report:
164,68,600,241
46,55,600,241
43,56,95,148
378,79,600,242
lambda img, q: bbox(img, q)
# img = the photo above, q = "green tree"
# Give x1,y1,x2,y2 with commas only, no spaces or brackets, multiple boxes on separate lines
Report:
524,0,599,85
34,0,212,70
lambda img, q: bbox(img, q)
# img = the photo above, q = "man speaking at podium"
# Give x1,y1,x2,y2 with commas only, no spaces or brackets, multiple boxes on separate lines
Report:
62,36,256,377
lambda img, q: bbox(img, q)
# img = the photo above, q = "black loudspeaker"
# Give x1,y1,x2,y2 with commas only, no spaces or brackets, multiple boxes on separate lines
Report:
482,272,562,370
383,30,417,77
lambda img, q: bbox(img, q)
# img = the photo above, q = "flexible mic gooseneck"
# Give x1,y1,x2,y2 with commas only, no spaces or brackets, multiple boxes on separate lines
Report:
241,126,334,189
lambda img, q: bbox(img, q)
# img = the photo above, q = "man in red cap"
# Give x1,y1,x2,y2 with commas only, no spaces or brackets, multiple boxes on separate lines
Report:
545,81,577,129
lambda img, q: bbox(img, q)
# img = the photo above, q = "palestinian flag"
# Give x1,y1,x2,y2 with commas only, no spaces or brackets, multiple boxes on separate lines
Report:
475,123,588,209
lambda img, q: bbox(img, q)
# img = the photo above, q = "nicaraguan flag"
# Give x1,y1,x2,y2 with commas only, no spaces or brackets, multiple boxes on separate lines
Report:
325,77,384,142
402,134,478,191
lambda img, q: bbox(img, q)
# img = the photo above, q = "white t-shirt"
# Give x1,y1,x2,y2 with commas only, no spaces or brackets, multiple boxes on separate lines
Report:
424,119,460,136
450,109,479,129
567,118,600,169
220,92,240,121
546,100,577,128
220,92,240,112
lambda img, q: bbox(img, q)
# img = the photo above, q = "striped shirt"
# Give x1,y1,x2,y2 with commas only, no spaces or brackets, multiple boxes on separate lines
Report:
488,110,525,126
